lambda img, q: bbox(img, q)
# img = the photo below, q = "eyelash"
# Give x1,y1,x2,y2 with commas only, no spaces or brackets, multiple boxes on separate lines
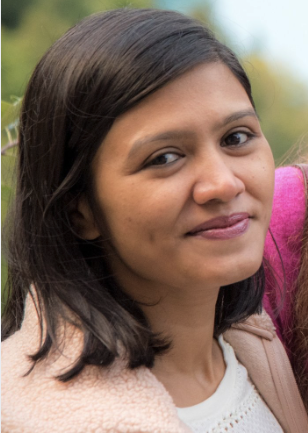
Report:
221,131,255,147
145,152,183,167
145,131,255,168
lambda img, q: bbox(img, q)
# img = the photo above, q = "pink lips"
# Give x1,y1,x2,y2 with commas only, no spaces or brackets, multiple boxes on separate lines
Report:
188,213,251,240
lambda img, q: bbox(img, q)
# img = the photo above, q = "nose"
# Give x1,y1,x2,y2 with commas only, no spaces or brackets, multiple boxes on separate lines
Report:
192,154,245,205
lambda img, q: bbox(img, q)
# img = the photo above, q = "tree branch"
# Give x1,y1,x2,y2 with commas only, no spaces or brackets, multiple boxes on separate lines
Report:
1,140,18,155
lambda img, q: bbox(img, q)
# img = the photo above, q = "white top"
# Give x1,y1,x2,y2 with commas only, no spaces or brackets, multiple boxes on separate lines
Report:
177,336,283,433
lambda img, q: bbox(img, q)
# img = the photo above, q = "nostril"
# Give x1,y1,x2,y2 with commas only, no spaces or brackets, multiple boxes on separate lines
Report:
192,174,245,205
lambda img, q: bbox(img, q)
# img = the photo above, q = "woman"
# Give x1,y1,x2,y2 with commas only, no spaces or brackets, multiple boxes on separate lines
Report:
2,8,307,433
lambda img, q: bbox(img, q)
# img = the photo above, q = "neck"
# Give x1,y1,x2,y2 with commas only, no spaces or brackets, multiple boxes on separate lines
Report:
135,282,226,407
112,259,227,406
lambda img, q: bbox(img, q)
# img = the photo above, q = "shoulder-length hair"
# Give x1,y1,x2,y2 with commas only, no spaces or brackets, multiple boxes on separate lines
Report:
2,8,264,380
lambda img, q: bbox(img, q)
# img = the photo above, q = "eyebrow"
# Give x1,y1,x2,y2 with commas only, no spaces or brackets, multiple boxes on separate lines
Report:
221,109,259,126
128,109,258,158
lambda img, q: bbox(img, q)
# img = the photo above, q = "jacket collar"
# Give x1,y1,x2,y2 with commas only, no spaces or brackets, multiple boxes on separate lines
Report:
231,310,276,341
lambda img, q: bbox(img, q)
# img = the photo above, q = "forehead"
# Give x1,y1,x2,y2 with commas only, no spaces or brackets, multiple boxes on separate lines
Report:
95,63,253,161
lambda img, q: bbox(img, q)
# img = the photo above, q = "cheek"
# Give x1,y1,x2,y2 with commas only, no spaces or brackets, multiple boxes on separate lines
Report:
96,182,184,285
250,145,275,222
260,147,275,197
95,178,178,250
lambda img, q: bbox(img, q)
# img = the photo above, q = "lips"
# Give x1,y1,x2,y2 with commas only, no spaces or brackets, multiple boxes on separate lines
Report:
187,213,251,240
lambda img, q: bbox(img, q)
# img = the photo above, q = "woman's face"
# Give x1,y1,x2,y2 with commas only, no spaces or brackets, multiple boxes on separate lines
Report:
84,63,275,297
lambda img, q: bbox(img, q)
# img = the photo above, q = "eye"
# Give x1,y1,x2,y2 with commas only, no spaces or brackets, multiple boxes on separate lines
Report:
222,131,254,147
146,152,183,167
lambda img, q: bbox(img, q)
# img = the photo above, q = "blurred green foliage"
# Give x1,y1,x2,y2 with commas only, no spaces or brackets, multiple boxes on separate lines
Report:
1,98,20,271
246,56,308,163
2,0,308,303
2,0,154,100
1,99,19,309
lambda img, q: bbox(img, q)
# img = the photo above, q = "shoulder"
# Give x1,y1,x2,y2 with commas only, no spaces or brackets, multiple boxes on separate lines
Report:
224,311,308,432
1,325,183,433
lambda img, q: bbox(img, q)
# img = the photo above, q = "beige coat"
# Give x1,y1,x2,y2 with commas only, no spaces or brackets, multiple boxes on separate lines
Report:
2,295,308,433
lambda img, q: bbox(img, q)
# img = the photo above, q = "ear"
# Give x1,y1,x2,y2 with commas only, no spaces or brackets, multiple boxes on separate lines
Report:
71,195,101,240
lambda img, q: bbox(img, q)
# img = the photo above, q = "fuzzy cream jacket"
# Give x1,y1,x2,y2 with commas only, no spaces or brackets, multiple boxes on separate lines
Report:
2,294,307,433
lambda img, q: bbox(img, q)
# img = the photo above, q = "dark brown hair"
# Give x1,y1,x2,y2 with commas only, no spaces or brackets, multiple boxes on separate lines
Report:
2,8,264,381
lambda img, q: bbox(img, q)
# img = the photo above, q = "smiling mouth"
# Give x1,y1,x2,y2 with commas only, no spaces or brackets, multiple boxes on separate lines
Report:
187,213,251,240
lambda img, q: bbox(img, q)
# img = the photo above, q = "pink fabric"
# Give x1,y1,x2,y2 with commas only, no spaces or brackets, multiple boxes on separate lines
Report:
263,166,306,363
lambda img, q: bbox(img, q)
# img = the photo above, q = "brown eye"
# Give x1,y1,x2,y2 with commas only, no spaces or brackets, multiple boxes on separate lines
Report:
222,132,253,147
148,153,182,166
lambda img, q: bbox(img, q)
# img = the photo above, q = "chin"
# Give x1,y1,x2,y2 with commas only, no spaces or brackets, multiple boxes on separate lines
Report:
223,260,263,287
201,253,264,288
